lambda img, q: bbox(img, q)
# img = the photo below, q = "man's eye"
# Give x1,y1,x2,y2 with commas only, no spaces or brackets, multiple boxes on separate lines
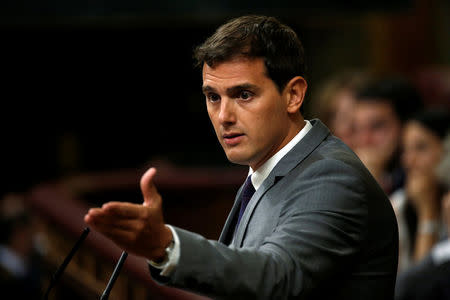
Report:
240,91,253,100
207,94,220,102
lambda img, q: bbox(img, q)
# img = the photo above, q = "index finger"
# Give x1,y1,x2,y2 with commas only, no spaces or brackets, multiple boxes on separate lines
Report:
101,201,145,219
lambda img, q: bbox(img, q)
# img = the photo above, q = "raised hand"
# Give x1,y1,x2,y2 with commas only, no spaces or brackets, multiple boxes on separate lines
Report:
406,172,440,219
84,168,173,261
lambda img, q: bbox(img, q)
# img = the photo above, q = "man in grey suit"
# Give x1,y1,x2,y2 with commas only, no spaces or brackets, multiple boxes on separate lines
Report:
85,15,398,299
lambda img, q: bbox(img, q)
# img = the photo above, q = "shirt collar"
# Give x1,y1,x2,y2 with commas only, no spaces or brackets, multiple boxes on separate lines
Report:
249,120,312,190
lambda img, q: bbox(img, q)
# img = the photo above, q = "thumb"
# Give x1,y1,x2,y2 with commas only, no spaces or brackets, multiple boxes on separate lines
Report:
140,167,159,206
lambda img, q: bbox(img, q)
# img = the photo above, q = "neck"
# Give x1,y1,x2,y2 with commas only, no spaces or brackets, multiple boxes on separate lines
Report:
250,116,306,171
286,114,305,141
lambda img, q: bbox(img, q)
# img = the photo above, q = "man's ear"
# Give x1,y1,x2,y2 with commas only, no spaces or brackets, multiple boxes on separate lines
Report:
284,76,307,113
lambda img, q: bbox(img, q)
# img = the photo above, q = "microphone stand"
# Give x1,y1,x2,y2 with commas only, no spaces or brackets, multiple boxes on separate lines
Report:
43,227,90,300
100,251,128,300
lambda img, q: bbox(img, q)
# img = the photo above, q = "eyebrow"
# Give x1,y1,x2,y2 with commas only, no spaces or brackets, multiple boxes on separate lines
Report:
202,85,216,94
202,83,260,95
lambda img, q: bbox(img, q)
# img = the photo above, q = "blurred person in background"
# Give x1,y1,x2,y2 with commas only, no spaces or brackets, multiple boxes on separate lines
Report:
0,193,44,298
391,109,450,273
311,69,371,149
353,77,424,196
395,131,450,300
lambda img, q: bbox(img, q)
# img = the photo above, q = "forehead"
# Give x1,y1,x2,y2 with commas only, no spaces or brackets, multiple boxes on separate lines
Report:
404,121,439,141
202,57,268,89
354,100,397,121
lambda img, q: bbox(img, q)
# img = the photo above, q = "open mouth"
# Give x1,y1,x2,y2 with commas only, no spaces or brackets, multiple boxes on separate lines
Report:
223,133,244,139
223,133,245,145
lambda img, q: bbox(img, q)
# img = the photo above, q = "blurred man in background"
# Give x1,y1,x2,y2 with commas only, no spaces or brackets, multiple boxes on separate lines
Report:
353,77,424,195
310,69,371,149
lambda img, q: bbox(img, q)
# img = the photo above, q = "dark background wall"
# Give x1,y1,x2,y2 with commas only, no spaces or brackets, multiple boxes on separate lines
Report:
1,0,448,194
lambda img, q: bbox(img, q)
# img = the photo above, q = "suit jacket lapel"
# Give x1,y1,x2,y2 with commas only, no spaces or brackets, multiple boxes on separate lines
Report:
232,174,276,246
233,119,331,247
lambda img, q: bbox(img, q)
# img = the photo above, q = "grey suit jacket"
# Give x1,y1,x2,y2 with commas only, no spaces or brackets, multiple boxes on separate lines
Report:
151,119,398,299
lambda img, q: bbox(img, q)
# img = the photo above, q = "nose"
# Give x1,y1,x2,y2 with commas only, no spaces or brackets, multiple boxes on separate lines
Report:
218,98,236,125
355,127,374,147
361,132,373,146
402,149,416,171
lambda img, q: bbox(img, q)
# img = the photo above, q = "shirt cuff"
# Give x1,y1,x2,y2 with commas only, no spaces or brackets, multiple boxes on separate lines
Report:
147,225,180,277
431,239,450,265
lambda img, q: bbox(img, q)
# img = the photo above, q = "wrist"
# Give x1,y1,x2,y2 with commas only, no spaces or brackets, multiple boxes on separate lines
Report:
152,226,174,263
417,209,440,221
417,219,440,235
148,225,180,277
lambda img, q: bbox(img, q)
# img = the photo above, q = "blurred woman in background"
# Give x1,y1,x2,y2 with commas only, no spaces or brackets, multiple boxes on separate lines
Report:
391,109,450,273
395,131,450,300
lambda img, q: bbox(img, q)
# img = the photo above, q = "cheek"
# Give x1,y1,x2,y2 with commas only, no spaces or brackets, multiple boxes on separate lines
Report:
257,107,284,130
422,150,442,169
401,152,410,169
244,111,281,151
375,126,400,150
259,114,288,148
384,126,400,142
373,130,393,148
408,150,441,174
207,110,220,130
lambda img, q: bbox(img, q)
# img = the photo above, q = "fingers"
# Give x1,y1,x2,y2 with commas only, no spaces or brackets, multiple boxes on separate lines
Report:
85,210,142,231
85,206,149,245
84,197,168,260
83,167,166,258
85,203,150,226
101,202,145,218
140,167,161,207
84,204,163,258
91,225,139,249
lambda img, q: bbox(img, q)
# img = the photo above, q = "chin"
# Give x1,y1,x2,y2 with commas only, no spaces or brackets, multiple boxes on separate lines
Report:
225,152,251,166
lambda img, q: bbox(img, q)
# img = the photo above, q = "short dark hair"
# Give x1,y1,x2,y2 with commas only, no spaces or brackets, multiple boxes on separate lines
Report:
193,15,306,92
409,109,450,140
356,77,424,122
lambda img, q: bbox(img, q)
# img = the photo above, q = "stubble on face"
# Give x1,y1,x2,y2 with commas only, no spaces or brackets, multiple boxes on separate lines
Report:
202,57,294,170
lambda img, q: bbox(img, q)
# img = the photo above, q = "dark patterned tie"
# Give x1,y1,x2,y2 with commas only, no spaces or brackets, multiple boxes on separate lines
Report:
236,175,256,228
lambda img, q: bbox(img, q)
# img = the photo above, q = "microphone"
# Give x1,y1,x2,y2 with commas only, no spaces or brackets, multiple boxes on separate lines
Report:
43,227,90,300
100,251,128,300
